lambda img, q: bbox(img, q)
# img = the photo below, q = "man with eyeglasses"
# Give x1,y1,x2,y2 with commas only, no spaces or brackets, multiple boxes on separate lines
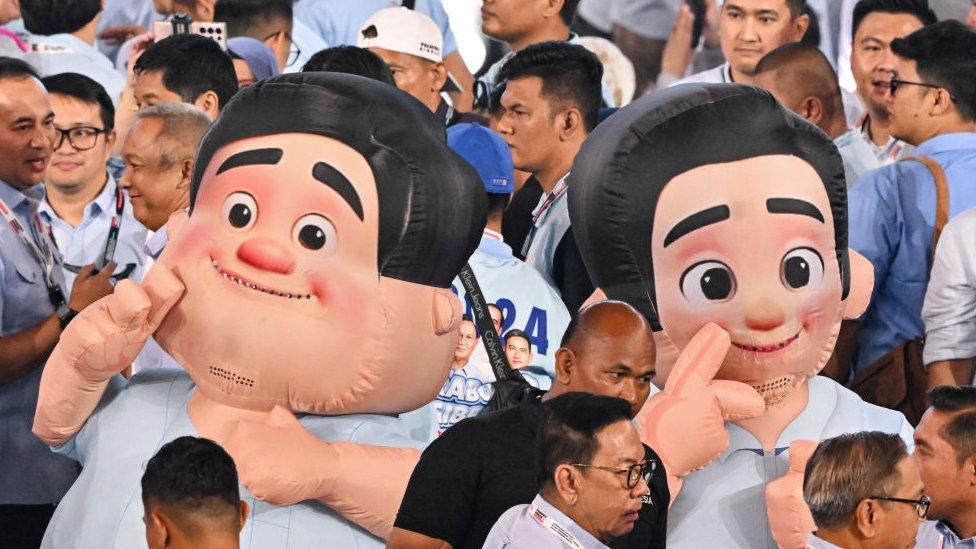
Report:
485,392,653,548
847,20,976,383
913,386,976,548
215,0,302,72
0,57,114,548
390,300,666,549
803,431,927,549
38,73,147,291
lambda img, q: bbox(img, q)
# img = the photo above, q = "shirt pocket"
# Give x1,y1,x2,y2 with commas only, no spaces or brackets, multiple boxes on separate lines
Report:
12,247,43,285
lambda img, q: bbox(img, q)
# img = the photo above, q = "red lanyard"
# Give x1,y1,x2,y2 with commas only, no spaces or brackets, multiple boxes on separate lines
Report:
0,194,68,308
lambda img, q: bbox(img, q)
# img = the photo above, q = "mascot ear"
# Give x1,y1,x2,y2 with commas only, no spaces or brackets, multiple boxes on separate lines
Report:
842,249,874,320
433,288,461,335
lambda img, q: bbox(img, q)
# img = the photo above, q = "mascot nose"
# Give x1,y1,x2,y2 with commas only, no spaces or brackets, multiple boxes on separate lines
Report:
237,238,295,275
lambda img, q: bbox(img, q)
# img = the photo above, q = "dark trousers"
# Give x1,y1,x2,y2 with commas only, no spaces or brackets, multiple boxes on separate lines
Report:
0,505,56,549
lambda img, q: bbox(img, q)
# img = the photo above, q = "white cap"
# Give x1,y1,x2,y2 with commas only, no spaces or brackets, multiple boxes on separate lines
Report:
357,7,444,63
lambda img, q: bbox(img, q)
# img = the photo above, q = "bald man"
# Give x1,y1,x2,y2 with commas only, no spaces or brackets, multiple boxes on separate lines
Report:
753,42,865,186
390,301,669,549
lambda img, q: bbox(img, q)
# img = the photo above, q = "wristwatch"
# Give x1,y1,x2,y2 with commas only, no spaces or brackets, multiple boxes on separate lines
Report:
57,305,78,330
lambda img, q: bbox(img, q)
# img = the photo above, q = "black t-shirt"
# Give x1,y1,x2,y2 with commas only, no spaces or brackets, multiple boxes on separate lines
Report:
394,391,669,549
501,176,543,257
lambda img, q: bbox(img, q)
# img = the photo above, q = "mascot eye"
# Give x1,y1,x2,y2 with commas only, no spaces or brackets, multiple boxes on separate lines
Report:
221,192,257,230
780,247,824,290
293,214,337,253
680,261,736,303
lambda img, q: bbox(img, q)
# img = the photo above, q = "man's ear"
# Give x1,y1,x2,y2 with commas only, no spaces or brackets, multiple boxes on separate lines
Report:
554,463,581,504
432,288,461,335
559,108,584,141
854,498,878,538
194,91,220,120
177,158,194,190
930,88,955,117
147,509,171,548
431,62,448,94
792,13,810,40
554,347,575,385
842,249,874,319
238,500,250,531
542,0,564,19
802,96,823,126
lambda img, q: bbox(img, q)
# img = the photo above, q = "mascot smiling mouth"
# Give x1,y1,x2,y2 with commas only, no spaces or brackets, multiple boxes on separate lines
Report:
211,257,315,300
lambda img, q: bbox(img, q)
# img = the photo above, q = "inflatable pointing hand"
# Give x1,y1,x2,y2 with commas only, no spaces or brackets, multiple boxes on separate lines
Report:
767,439,818,549
638,323,766,500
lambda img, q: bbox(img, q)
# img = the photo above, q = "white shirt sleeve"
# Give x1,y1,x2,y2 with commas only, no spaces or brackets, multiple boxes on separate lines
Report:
922,208,976,365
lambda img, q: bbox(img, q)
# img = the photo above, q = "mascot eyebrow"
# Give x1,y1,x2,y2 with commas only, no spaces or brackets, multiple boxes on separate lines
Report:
215,147,365,221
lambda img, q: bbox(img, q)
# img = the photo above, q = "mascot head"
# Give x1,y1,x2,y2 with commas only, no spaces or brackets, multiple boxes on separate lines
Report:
569,83,872,406
154,72,486,415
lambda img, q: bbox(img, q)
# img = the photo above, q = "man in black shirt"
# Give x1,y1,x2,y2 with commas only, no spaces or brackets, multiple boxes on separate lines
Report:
388,300,668,549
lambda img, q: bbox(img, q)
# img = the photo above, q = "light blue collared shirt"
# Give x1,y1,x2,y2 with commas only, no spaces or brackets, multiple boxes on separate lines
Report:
294,0,458,55
666,376,913,548
916,520,976,548
807,533,844,549
43,369,426,548
849,132,976,374
485,493,609,549
39,174,149,291
0,179,80,505
834,117,914,187
25,33,126,103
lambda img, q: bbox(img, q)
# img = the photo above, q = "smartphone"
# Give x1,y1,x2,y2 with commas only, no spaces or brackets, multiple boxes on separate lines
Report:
153,14,227,51
688,0,707,49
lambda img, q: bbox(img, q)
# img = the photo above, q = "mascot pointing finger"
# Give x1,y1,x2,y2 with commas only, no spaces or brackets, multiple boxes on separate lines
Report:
568,83,914,548
32,72,485,548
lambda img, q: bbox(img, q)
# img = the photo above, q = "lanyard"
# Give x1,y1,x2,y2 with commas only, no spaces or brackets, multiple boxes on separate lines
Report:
0,194,68,309
529,503,587,549
49,184,127,273
520,174,570,258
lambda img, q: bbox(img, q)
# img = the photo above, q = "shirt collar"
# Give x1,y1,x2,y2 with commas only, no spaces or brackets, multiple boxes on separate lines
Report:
476,231,512,259
145,224,169,259
38,33,104,62
716,377,836,462
39,173,114,223
806,533,845,549
0,179,42,214
916,132,976,157
936,520,976,543
531,494,608,548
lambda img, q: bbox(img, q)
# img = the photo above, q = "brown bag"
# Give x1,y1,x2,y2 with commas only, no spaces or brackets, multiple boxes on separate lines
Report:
847,156,949,426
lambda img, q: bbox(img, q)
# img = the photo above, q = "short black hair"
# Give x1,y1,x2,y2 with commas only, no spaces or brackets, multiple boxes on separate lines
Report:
214,0,292,39
134,34,238,112
41,73,114,132
486,192,510,220
191,72,485,287
141,437,241,536
560,0,581,26
801,4,821,46
569,84,849,329
851,0,937,40
19,0,99,35
302,46,396,87
929,385,976,465
498,41,603,132
504,328,530,345
537,392,633,488
891,20,976,121
0,56,40,82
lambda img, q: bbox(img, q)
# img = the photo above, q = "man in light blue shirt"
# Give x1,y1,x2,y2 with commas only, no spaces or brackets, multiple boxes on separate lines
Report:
294,0,472,108
485,393,651,549
38,73,147,290
847,21,976,375
0,57,114,548
912,386,976,549
21,0,126,103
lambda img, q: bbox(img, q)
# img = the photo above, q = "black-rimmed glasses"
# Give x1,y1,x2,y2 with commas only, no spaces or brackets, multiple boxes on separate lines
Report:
53,126,107,151
263,30,301,67
572,460,656,489
870,494,931,519
889,77,956,101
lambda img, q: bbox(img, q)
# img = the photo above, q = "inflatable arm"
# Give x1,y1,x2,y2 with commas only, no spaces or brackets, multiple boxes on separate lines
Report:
767,439,818,549
32,264,184,446
220,405,419,540
637,323,766,502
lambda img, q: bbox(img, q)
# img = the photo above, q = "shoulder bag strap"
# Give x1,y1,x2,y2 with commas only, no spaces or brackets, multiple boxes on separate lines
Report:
902,156,949,266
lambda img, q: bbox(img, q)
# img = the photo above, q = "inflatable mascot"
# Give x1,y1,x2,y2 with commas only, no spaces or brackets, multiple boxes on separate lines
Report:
568,84,914,548
32,72,486,547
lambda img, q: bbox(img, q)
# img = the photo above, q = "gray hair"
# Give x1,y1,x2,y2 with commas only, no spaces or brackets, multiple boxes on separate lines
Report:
135,103,212,169
803,431,908,530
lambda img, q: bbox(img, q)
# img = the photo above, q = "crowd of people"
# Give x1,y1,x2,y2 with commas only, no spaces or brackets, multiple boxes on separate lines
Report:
0,0,976,548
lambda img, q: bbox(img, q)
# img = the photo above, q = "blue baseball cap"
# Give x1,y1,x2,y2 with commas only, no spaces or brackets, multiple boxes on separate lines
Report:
447,123,514,194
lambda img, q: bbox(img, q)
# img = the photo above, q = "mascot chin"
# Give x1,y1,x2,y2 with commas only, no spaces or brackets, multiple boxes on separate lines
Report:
32,72,485,548
567,83,914,549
